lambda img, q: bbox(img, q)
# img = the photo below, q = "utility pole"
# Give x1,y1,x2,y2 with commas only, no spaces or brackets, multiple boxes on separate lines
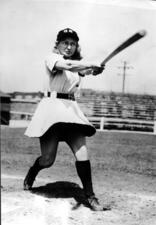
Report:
118,61,133,94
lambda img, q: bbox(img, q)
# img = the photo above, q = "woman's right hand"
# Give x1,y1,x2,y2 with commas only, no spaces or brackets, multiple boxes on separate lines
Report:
92,65,105,76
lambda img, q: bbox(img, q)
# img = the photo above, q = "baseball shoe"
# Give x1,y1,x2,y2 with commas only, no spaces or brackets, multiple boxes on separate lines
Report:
23,167,38,190
87,195,111,211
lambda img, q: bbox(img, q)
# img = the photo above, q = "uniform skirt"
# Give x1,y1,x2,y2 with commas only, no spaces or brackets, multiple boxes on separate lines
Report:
24,97,96,138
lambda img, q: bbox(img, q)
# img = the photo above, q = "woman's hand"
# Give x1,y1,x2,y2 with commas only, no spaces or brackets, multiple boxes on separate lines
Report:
79,65,105,76
92,65,105,76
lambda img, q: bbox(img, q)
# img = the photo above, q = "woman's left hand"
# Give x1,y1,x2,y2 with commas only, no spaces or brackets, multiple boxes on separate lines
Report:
92,65,105,76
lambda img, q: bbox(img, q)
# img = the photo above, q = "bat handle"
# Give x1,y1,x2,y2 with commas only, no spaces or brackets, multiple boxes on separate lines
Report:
101,64,105,68
101,62,106,67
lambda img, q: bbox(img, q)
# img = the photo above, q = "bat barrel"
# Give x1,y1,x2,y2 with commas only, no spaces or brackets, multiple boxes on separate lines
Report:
101,30,147,66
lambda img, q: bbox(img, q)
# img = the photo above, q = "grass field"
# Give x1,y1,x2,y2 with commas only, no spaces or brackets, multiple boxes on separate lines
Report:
1,127,156,176
1,126,156,225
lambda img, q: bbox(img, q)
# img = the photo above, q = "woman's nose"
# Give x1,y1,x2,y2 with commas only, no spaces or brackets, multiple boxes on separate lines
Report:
67,44,72,49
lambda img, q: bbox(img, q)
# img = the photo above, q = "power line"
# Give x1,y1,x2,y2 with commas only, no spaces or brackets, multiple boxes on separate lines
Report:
118,61,133,94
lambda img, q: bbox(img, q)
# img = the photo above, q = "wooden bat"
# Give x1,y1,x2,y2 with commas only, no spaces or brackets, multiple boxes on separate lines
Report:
101,30,147,66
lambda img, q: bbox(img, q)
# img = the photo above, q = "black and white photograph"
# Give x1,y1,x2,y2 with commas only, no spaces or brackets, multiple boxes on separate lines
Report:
1,0,156,224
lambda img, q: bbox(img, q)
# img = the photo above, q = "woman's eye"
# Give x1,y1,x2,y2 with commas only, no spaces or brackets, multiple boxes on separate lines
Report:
63,42,76,47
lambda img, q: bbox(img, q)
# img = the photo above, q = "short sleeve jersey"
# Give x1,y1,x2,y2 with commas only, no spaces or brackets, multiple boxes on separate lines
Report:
45,53,81,93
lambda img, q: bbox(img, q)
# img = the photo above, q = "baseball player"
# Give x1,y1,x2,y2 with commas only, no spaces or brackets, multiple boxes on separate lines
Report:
23,28,108,211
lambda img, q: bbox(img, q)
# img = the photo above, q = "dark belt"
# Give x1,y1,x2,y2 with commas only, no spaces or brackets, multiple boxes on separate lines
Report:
47,92,75,101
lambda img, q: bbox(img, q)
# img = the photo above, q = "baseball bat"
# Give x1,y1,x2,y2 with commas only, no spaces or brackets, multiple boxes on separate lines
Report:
101,30,147,66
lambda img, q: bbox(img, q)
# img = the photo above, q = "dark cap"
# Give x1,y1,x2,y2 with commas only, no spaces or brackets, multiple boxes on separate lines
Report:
56,28,79,42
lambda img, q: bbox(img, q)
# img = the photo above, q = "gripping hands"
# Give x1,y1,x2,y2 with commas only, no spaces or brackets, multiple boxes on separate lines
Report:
78,63,105,77
92,65,105,76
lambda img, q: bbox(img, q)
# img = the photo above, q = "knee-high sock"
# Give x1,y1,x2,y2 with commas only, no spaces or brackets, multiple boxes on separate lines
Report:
75,160,95,197
30,156,45,174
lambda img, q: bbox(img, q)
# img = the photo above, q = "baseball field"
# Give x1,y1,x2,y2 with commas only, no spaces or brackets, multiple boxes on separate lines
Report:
1,126,156,225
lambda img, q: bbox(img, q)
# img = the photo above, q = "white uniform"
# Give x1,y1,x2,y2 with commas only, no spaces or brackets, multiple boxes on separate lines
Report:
25,53,96,138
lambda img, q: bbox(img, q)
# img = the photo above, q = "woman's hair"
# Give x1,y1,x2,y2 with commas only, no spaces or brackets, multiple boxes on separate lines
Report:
53,42,83,60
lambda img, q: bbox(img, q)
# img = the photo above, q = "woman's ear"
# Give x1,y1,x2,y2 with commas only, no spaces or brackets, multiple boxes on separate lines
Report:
77,45,81,53
53,47,60,54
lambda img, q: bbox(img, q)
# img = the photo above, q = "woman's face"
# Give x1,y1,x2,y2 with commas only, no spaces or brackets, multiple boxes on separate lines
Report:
57,38,77,58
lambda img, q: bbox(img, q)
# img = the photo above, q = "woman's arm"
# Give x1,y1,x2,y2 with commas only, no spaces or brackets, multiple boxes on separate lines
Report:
55,59,102,73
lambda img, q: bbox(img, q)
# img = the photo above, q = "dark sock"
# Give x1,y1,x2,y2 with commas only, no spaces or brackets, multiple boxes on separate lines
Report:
75,160,95,197
31,156,45,174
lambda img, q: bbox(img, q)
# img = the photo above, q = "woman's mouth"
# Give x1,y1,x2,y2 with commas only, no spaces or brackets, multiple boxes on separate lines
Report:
65,51,71,55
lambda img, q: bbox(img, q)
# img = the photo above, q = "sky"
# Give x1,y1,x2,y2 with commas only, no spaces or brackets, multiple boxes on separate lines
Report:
0,0,156,95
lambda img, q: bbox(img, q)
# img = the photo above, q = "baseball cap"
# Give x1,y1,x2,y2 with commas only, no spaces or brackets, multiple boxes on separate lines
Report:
56,28,79,42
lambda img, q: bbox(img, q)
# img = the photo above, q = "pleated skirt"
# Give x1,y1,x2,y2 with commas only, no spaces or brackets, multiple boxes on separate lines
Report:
25,97,96,138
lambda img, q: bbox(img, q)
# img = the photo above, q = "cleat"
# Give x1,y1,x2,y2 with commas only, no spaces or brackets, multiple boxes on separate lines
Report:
87,195,111,211
23,167,38,190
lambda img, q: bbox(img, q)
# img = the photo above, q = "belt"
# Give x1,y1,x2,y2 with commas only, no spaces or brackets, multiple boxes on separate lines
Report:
47,92,75,101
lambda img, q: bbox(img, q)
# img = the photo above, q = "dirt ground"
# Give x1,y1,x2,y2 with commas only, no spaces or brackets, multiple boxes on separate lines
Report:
1,126,156,225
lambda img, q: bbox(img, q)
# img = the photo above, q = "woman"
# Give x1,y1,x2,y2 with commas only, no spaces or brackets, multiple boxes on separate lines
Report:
24,28,106,211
